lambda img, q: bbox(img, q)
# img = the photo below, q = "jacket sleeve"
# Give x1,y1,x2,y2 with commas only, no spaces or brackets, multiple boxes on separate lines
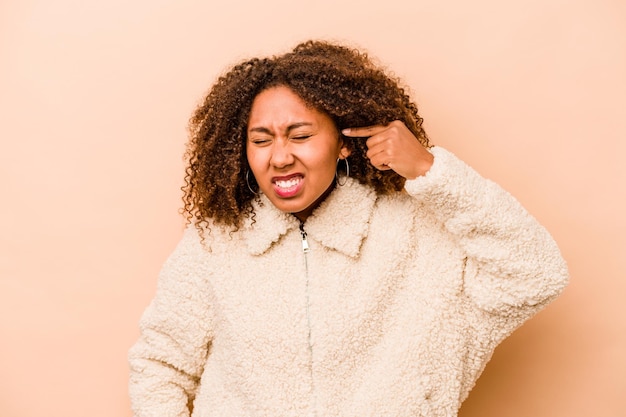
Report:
404,146,569,316
128,226,215,417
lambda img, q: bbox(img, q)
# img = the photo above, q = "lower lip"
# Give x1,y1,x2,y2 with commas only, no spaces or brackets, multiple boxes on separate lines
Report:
273,179,303,198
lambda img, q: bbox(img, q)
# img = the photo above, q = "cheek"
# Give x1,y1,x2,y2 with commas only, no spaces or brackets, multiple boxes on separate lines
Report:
246,147,262,173
321,155,338,175
319,146,341,174
305,140,340,166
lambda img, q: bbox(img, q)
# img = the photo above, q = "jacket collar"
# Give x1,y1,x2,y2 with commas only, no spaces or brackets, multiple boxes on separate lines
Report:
243,177,377,258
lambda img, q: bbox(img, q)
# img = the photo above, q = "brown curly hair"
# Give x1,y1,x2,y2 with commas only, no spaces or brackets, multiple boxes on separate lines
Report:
183,40,430,231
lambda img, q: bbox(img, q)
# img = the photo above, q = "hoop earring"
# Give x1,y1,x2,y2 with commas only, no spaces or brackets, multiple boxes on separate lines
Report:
246,170,259,195
335,158,349,186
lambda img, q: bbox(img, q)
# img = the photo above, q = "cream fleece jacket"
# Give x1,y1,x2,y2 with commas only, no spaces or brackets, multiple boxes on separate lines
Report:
128,147,569,417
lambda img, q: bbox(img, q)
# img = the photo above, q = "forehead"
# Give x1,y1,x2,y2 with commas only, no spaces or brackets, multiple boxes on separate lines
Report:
247,86,327,129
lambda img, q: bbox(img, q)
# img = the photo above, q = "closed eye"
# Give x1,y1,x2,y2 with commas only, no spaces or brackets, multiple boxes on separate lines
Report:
250,138,272,145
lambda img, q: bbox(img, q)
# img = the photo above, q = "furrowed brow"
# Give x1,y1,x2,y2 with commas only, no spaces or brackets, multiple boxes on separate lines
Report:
248,122,313,135
286,122,313,132
248,127,273,135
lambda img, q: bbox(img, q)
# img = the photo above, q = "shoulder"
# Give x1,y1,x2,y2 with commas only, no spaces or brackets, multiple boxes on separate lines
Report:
374,188,430,225
368,188,443,251
169,220,245,262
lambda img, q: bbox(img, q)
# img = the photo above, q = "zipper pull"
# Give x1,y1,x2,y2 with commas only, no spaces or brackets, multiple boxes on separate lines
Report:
299,222,310,253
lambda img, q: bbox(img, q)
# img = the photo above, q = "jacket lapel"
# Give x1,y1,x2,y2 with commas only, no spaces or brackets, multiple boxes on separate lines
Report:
243,178,377,258
243,196,298,256
306,178,376,258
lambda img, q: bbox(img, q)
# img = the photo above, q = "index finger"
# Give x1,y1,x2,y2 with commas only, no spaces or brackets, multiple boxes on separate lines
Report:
341,125,388,137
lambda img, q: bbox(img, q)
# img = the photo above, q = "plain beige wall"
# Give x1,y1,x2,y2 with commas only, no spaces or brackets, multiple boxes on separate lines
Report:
1,0,624,416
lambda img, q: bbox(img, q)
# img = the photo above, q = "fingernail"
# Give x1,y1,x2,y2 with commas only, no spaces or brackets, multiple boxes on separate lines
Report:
341,128,350,134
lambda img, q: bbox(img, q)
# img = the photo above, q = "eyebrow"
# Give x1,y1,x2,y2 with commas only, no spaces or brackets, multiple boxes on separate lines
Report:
248,122,314,135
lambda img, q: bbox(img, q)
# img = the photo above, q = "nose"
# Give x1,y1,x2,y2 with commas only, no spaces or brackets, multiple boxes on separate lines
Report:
269,140,294,168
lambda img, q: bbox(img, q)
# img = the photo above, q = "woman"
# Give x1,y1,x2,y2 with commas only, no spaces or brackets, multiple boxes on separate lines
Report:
129,40,568,417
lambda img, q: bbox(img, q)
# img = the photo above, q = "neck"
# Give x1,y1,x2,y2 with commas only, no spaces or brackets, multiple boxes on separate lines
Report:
291,180,337,223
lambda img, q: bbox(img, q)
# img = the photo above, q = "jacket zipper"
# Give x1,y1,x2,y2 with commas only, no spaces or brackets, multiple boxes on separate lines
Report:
299,221,310,253
299,221,317,417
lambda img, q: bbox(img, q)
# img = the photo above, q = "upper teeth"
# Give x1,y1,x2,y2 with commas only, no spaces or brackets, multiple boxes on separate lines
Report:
276,178,300,188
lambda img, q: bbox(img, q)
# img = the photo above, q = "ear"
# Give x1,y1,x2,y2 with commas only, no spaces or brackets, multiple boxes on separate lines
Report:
339,144,351,159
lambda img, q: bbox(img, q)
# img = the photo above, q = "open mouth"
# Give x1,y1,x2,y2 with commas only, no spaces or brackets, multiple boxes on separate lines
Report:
273,175,303,197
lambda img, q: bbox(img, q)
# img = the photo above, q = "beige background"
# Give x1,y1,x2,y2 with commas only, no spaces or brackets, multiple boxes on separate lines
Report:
1,0,624,416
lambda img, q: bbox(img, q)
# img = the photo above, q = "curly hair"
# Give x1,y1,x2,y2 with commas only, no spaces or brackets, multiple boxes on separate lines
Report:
183,40,430,231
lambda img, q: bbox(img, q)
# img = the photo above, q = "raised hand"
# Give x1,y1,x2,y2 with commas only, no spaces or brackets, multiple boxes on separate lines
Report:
342,121,434,180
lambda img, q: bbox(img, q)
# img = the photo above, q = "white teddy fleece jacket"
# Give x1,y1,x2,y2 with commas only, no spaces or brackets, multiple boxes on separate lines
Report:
128,147,568,417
